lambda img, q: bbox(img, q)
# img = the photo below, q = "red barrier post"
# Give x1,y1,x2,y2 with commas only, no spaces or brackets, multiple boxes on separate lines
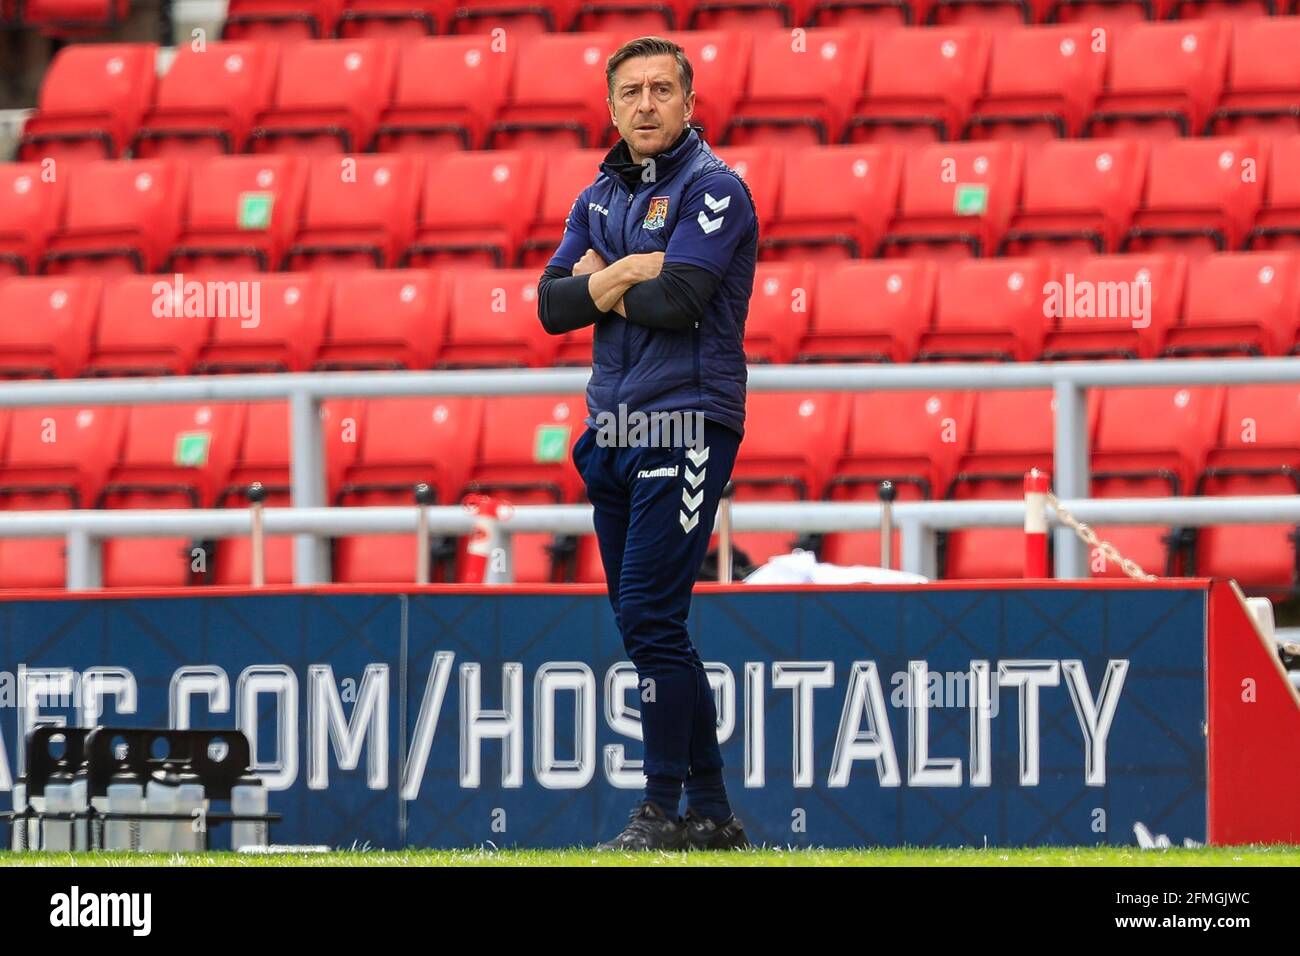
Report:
1023,468,1050,579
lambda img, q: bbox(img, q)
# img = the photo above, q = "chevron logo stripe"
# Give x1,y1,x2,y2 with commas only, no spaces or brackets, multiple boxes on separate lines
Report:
682,487,703,512
697,210,724,235
686,446,709,467
685,467,705,489
703,192,730,213
679,511,699,533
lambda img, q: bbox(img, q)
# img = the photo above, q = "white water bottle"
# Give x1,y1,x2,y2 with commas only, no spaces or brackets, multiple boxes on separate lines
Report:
69,774,89,851
41,772,73,851
142,773,179,853
231,774,268,850
11,782,33,851
175,775,207,852
105,774,144,851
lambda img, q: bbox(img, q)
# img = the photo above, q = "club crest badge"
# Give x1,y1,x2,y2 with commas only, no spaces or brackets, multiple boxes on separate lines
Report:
642,196,670,231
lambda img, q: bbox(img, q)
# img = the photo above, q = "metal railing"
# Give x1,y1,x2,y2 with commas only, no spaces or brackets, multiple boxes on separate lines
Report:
0,357,1298,587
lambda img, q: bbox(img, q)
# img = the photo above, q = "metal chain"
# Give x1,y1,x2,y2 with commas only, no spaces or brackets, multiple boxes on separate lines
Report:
1046,492,1157,581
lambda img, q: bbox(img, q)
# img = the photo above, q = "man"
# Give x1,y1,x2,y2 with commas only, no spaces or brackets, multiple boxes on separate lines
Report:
536,36,758,851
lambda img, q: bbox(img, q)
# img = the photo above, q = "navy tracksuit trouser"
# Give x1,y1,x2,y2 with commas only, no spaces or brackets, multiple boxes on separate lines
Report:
572,419,742,781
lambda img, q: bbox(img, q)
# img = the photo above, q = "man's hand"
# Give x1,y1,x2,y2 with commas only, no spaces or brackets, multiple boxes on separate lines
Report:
572,248,607,277
586,251,666,313
621,251,665,283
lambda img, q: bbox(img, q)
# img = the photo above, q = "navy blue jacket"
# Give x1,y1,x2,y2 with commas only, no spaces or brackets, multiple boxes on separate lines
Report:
544,128,758,438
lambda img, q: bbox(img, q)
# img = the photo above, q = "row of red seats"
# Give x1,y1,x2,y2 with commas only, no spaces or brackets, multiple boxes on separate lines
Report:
3,251,1297,381
0,0,129,35
3,135,1295,281
16,21,1300,164
215,0,1295,40
746,252,1300,362
0,269,585,377
0,386,1294,590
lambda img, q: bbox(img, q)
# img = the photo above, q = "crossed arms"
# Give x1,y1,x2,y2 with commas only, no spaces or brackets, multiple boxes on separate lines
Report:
536,250,718,337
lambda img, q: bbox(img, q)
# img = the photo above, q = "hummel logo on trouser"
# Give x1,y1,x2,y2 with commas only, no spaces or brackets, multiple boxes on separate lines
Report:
571,418,742,782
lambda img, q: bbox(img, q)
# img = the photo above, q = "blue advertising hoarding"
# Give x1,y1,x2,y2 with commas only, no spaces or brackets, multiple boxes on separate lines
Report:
0,583,1208,848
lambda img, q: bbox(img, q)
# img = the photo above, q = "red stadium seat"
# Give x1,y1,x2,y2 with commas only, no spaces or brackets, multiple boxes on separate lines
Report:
447,0,576,33
0,275,100,379
316,269,449,370
1124,137,1266,257
1040,253,1186,360
133,43,280,160
810,0,921,25
1051,0,1170,39
42,159,188,276
249,39,398,155
222,0,342,40
744,261,815,363
711,146,782,232
403,151,543,268
1170,0,1272,18
374,36,516,153
284,154,423,270
1195,385,1300,592
333,397,483,584
1249,136,1300,252
81,274,210,376
441,269,558,368
555,325,595,366
944,389,1063,579
336,0,449,37
800,259,937,363
17,43,155,163
1162,252,1300,357
967,26,1107,141
723,28,870,147
821,390,972,567
663,30,752,144
488,34,619,150
761,144,902,262
1208,19,1300,139
521,149,605,267
846,27,990,145
98,402,247,588
1002,138,1147,260
1086,21,1230,140
0,406,126,589
21,0,129,34
689,0,810,29
169,155,308,273
728,391,851,565
1088,386,1224,578
928,0,1048,25
194,272,332,373
211,400,358,586
459,395,587,582
884,140,1024,259
573,0,689,30
0,164,67,278
921,256,1056,362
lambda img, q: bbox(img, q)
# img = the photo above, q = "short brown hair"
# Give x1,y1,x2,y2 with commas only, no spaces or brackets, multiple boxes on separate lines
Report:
605,36,694,99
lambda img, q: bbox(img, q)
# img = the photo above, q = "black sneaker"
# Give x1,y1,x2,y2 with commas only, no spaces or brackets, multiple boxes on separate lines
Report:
595,801,688,851
684,808,750,850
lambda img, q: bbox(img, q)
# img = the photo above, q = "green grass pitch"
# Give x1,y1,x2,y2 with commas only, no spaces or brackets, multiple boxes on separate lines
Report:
2,846,1299,866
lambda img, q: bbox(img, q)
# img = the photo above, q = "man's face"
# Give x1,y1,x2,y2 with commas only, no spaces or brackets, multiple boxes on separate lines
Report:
608,53,695,164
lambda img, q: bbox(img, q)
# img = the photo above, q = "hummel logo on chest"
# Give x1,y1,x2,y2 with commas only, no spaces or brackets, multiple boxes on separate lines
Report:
637,466,679,479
